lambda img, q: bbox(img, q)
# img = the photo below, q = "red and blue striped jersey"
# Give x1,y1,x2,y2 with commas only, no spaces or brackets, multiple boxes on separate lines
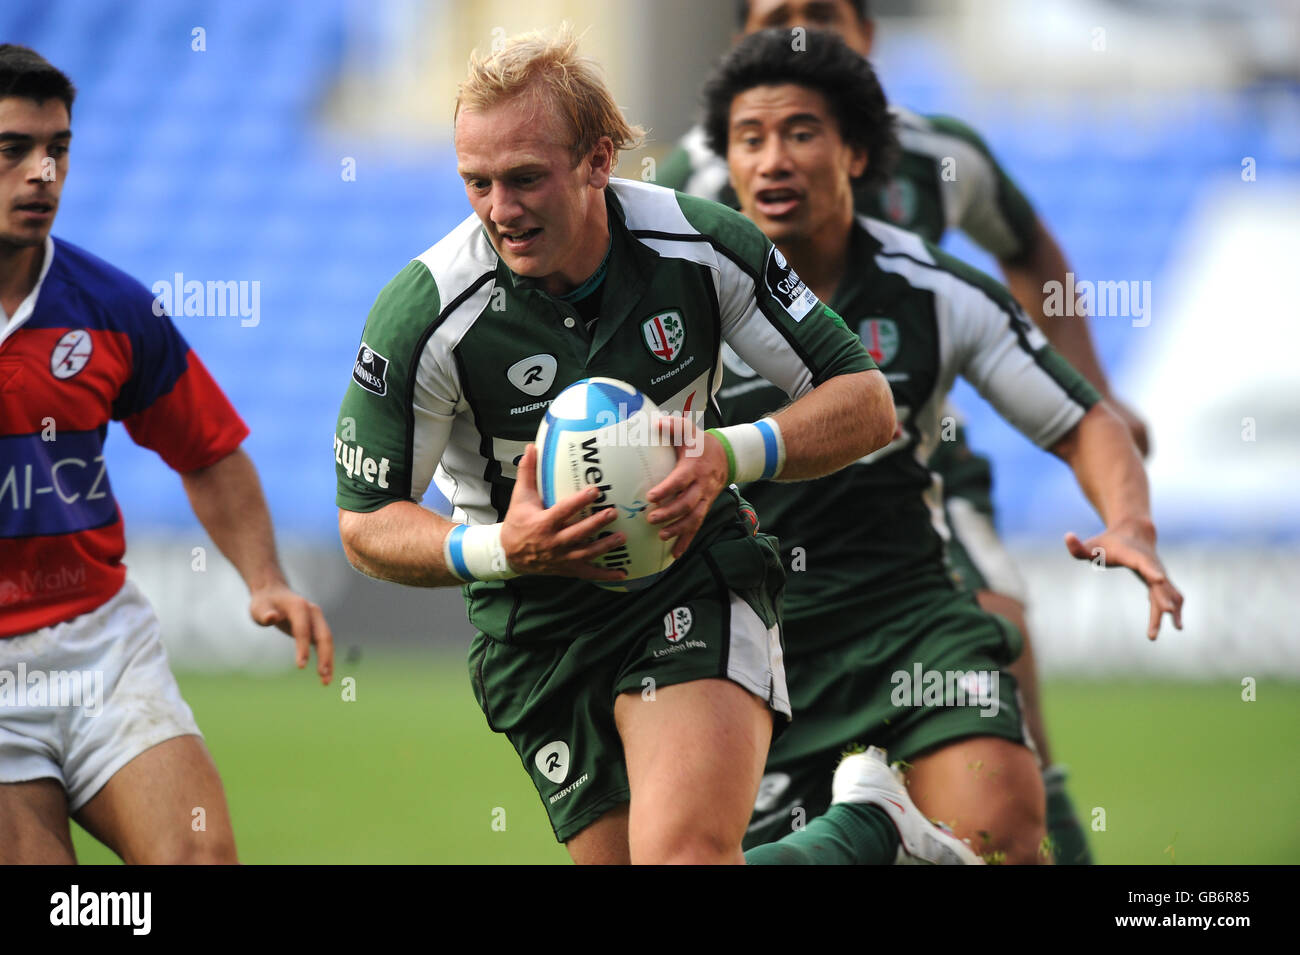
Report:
0,237,248,637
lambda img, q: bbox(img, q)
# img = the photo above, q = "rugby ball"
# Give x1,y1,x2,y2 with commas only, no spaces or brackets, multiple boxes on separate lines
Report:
536,377,677,591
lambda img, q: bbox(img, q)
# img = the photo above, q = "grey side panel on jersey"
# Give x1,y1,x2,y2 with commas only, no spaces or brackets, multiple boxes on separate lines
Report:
862,217,1087,452
714,250,818,402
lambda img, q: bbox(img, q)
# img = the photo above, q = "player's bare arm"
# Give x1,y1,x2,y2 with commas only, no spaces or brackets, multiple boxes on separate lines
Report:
338,468,628,587
181,447,334,683
646,369,893,557
1002,219,1151,456
339,502,465,587
766,368,894,479
1048,402,1183,639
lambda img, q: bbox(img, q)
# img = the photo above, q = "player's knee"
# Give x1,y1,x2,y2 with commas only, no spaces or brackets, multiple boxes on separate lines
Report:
136,833,238,865
0,830,77,865
164,840,238,865
981,807,1048,865
631,825,742,865
1003,826,1050,865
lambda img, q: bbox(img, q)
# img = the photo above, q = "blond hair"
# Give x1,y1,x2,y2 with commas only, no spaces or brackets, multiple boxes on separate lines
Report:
455,24,645,166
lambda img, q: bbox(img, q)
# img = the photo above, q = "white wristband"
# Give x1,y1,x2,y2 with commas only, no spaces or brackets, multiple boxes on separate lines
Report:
443,523,518,582
707,416,786,483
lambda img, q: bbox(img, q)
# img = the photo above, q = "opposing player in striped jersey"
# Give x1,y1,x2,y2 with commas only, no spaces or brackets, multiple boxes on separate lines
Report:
335,27,997,865
704,29,1182,862
659,0,1149,863
0,46,333,864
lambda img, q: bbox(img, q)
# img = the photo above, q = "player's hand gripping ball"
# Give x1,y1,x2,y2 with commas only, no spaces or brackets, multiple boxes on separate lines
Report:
535,378,677,591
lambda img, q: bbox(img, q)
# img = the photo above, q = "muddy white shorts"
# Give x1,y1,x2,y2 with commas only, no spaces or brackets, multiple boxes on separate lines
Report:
0,579,202,811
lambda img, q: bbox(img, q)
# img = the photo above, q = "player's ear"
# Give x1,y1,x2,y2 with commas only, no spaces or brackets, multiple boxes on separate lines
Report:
861,18,877,56
587,137,614,188
848,144,869,180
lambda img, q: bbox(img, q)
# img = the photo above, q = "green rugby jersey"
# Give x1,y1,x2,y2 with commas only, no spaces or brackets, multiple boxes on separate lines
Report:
717,216,1099,619
659,106,1038,261
335,178,876,642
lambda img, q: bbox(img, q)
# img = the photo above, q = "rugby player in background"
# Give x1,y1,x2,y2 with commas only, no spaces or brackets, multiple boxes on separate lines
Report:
0,45,333,864
659,0,1153,863
706,28,1182,863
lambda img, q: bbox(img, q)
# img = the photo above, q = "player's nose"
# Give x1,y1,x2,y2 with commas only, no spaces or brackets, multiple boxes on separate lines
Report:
756,135,794,178
22,153,53,184
488,183,525,227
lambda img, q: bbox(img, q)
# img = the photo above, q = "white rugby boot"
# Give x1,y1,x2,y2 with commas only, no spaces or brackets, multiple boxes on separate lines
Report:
831,746,983,865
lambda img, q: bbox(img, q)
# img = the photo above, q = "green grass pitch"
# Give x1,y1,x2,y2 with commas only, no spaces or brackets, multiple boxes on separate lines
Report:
70,654,1299,864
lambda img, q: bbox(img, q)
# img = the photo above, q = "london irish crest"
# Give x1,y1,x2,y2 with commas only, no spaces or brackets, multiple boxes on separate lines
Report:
643,311,685,363
663,606,693,643
859,318,899,367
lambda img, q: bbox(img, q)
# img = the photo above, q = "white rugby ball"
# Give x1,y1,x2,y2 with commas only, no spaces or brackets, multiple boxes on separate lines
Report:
536,377,677,591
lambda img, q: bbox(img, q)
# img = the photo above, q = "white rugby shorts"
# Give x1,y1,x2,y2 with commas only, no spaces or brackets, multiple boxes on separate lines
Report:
0,579,202,810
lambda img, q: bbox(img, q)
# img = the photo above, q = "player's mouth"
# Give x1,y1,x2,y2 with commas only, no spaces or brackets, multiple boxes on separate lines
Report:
753,187,803,219
13,199,56,223
500,227,542,253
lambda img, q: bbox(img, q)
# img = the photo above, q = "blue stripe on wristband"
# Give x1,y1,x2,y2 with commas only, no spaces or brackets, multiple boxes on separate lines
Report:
754,418,780,480
446,524,473,581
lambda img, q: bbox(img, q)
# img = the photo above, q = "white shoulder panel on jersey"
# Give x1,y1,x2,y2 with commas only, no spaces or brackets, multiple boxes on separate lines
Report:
888,104,928,134
612,177,736,302
891,110,1022,260
414,211,496,297
857,212,932,262
613,177,710,247
407,213,500,522
615,177,821,405
861,216,1085,453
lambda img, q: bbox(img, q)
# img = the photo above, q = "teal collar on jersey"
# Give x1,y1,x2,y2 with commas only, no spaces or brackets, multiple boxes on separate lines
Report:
556,239,611,304
497,187,656,363
828,217,883,315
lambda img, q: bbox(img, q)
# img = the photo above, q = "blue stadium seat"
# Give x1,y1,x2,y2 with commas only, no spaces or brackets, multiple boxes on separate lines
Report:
3,3,1289,541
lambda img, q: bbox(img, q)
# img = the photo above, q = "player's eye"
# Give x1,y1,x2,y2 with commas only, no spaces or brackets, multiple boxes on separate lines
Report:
48,145,69,158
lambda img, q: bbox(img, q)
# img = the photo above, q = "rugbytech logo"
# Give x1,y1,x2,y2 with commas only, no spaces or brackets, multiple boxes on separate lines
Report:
535,740,570,784
507,353,557,396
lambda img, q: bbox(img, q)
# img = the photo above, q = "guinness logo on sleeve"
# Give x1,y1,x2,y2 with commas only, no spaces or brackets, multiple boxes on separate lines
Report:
764,246,818,323
352,342,389,396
